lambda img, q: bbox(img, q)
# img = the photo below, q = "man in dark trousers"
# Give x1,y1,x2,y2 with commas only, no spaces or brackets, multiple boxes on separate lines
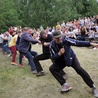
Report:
34,30,68,79
49,30,98,97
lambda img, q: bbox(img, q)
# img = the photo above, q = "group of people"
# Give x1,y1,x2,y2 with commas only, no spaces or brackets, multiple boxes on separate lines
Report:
0,15,98,97
0,28,98,97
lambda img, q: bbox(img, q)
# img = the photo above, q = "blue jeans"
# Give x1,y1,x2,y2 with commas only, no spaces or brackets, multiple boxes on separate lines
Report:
0,43,3,48
0,43,5,53
3,44,10,53
30,51,38,57
18,45,38,65
16,44,23,64
20,51,36,71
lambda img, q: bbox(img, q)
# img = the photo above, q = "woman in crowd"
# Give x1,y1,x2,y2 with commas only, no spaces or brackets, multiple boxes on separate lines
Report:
9,31,18,65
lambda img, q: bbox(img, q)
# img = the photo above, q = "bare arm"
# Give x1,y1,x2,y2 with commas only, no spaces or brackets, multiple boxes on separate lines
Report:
90,42,98,48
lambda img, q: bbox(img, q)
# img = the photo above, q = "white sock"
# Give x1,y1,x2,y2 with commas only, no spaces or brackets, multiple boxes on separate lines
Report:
93,84,96,89
63,83,68,86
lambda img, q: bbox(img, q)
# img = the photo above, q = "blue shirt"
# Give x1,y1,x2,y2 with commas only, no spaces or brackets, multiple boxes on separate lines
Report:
19,32,38,53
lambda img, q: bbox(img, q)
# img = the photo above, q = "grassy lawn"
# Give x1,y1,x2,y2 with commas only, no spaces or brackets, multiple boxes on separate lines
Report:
0,45,98,98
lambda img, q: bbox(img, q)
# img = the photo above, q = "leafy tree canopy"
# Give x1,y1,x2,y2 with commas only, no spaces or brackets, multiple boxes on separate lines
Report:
0,0,98,32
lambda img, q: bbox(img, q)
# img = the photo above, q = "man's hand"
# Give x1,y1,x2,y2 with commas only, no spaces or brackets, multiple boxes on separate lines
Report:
37,40,41,44
58,47,65,56
43,42,50,46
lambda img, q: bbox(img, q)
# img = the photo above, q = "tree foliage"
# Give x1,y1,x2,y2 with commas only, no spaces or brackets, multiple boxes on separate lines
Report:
0,0,98,32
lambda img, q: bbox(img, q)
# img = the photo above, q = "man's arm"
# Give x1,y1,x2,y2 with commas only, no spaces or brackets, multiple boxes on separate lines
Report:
49,44,65,60
90,42,98,48
64,37,91,47
24,34,38,44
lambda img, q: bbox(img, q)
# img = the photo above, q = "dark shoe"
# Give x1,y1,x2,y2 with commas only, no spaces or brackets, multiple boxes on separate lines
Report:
92,88,98,97
19,64,24,67
36,71,45,77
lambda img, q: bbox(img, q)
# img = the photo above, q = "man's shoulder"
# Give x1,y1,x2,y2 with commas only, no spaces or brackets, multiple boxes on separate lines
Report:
47,34,52,38
48,34,52,36
22,32,27,35
21,32,28,38
50,40,55,47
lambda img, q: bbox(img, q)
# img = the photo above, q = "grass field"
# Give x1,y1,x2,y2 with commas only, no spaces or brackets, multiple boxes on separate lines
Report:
0,45,98,98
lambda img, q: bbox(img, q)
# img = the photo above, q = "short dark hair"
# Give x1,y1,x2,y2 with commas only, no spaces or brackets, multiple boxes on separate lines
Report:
40,30,46,37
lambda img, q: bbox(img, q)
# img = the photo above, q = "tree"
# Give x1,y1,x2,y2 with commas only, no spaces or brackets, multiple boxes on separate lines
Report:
0,0,22,32
0,0,98,32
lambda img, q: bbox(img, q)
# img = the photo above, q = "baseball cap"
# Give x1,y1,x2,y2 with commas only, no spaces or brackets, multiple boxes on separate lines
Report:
52,30,62,38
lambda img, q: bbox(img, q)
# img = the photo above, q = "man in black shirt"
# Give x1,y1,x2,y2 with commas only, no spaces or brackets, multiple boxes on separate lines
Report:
33,31,53,76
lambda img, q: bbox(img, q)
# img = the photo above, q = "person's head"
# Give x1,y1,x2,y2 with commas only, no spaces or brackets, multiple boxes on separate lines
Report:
57,22,60,25
10,31,17,36
32,32,37,39
4,31,9,36
22,27,33,34
52,30,62,44
16,29,22,33
28,28,33,34
16,29,22,36
40,30,48,39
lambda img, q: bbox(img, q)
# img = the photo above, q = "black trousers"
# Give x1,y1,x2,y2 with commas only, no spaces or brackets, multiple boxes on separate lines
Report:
33,53,50,72
49,57,94,88
33,53,66,76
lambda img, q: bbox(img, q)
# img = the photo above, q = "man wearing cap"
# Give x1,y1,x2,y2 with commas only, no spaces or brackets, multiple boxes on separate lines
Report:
49,30,98,97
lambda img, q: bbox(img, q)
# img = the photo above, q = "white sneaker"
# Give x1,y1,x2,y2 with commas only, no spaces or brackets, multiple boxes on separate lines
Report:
31,69,37,74
7,53,11,57
7,53,12,57
92,88,98,97
61,83,72,93
93,47,97,50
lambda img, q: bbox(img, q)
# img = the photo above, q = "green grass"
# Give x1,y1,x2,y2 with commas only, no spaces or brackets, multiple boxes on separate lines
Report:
0,45,98,98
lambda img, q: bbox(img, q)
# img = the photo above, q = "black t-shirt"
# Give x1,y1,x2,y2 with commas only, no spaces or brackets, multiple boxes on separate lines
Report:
39,34,53,54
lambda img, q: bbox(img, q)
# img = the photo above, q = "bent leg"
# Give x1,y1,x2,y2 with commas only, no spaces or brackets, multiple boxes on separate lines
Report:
24,51,36,71
49,64,66,86
34,54,50,72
